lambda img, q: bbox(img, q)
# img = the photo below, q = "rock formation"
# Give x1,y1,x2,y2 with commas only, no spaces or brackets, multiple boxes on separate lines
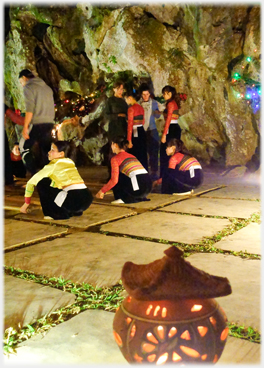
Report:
4,3,260,170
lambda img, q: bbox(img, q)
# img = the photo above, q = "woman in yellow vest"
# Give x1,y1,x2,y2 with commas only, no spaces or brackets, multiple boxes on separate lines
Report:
20,140,93,219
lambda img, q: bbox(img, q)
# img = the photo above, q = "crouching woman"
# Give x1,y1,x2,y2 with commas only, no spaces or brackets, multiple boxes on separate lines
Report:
154,138,203,195
96,136,152,204
20,140,93,219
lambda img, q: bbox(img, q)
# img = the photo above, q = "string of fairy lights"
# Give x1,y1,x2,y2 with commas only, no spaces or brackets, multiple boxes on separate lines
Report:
231,49,261,114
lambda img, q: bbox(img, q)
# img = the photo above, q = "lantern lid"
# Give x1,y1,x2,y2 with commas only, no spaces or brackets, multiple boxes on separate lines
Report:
121,246,232,301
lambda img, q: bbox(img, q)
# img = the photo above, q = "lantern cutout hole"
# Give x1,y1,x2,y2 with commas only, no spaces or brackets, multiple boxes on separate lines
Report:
180,345,200,358
156,352,169,365
147,354,156,362
180,330,191,340
168,327,177,338
129,324,136,340
221,327,229,341
213,354,218,363
191,304,203,312
162,307,167,318
133,353,143,363
210,316,217,329
197,326,208,337
154,305,161,316
113,330,123,347
172,352,182,362
142,342,156,353
147,332,159,344
155,325,166,340
146,304,153,315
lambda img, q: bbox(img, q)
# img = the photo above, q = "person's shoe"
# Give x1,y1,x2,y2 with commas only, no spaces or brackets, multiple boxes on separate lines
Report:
111,199,125,204
44,216,54,220
122,246,232,301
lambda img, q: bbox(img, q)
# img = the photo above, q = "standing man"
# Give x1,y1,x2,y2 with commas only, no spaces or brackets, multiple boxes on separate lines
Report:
138,84,161,181
19,69,55,175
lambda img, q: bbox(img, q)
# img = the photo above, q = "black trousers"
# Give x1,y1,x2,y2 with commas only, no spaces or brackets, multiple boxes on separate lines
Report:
160,123,181,178
128,126,148,171
4,129,14,185
146,128,159,173
20,123,54,175
112,172,152,203
161,168,203,194
37,178,93,219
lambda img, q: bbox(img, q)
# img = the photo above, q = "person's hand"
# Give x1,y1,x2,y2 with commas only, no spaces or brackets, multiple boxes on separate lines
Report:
20,203,29,213
152,180,158,187
127,141,133,149
22,128,29,140
95,190,104,199
161,135,166,144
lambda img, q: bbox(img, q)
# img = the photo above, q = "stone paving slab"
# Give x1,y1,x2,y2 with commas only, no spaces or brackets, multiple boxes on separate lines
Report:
4,232,169,287
157,197,261,218
215,223,261,254
4,275,76,330
186,253,261,330
94,193,184,211
101,212,230,244
201,185,260,200
218,336,260,364
3,308,260,365
3,309,127,365
4,219,68,250
14,203,137,229
94,186,225,211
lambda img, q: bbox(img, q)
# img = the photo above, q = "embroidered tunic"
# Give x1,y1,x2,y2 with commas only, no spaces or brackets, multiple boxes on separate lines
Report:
24,158,85,204
162,100,179,136
127,103,145,141
157,153,202,184
101,151,146,193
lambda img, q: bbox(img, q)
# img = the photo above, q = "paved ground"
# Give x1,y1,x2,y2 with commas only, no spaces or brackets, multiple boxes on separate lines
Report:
3,165,261,365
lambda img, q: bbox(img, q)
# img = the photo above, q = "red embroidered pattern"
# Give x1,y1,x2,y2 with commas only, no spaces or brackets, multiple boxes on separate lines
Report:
163,100,179,136
127,104,145,141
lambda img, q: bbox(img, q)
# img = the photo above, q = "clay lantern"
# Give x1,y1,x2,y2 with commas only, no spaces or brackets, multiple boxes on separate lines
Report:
113,246,232,364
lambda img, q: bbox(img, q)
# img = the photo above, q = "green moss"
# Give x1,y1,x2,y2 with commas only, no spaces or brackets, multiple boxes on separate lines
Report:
123,11,167,68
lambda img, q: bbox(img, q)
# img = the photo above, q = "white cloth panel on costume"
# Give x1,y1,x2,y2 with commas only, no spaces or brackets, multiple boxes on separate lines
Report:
189,166,202,178
54,183,87,207
131,176,139,191
128,168,148,191
133,124,143,138
170,119,178,124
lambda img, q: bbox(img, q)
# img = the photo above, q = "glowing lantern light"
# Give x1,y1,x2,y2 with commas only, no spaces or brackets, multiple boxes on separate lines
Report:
181,330,191,340
113,246,231,364
154,305,161,316
191,304,202,312
157,352,168,365
180,346,200,357
172,352,182,362
168,327,177,337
